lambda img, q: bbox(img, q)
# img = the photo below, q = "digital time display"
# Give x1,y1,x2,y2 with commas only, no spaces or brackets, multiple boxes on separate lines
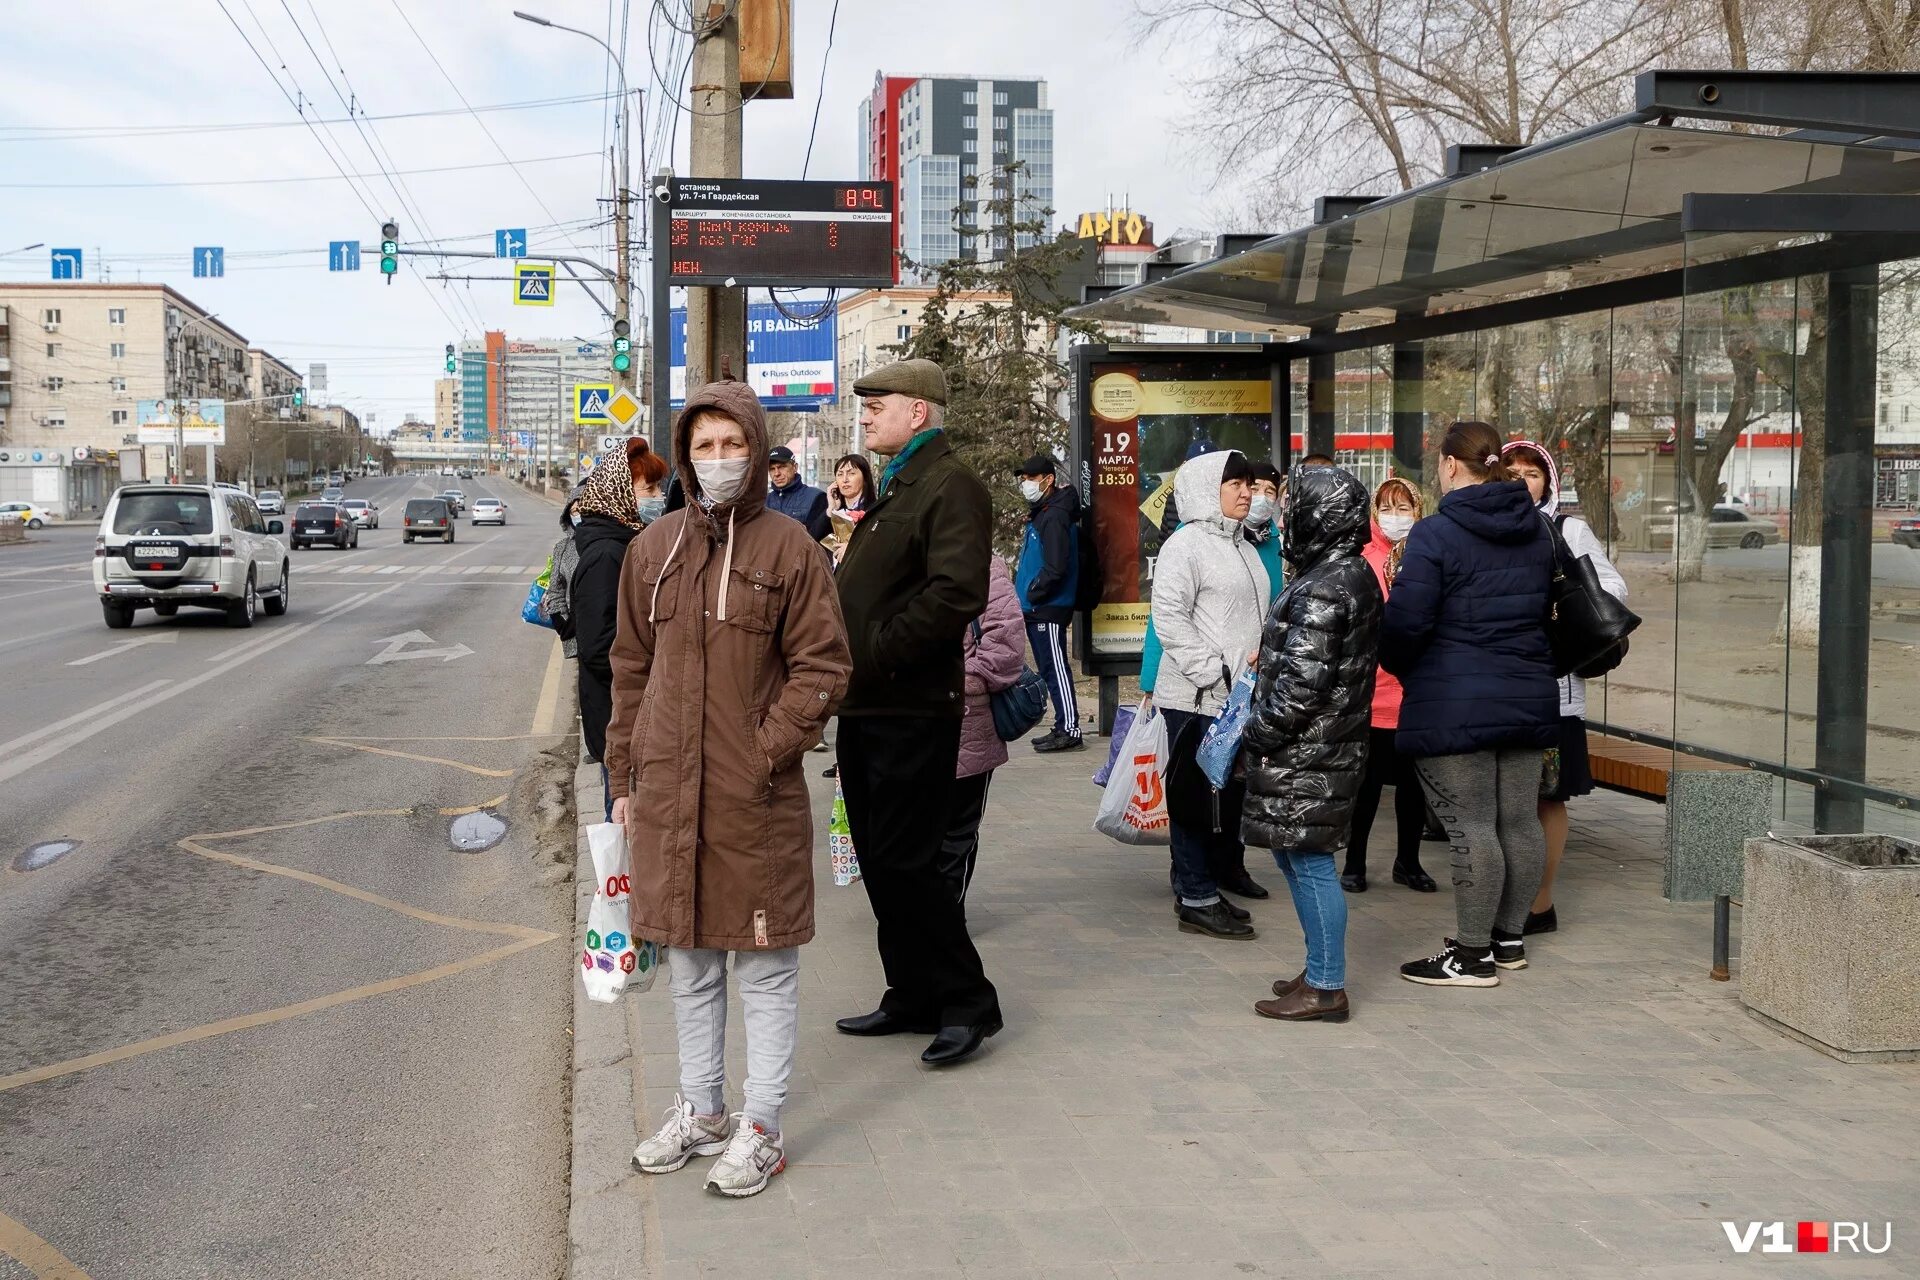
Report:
665,178,897,288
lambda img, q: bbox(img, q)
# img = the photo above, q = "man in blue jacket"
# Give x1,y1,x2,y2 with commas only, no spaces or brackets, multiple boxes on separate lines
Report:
1013,453,1084,753
764,445,831,541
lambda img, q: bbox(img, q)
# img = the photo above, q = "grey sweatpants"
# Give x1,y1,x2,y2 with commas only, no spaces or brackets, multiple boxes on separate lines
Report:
1413,749,1547,949
666,946,800,1133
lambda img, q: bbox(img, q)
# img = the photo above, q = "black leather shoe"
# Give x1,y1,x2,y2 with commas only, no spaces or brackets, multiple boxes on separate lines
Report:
1393,863,1439,893
1220,897,1252,922
1176,900,1256,940
1032,730,1086,753
1523,905,1558,935
836,1009,936,1037
820,763,838,778
1219,872,1269,900
1339,872,1367,893
921,1019,1002,1066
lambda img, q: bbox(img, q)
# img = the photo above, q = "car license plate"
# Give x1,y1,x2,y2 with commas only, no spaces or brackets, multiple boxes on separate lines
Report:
134,544,180,558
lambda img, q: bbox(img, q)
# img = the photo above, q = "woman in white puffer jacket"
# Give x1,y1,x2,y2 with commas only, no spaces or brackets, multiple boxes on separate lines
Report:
1501,440,1628,937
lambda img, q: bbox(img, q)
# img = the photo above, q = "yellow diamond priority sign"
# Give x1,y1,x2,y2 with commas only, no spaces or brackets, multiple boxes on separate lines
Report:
605,387,642,427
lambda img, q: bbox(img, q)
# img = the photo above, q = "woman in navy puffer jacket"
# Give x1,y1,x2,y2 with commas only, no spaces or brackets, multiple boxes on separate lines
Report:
1380,420,1557,990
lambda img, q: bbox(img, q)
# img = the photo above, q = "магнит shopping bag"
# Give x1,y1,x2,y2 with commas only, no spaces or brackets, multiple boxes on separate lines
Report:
581,821,659,1002
1091,702,1140,788
830,777,861,885
1196,667,1257,791
1093,705,1170,845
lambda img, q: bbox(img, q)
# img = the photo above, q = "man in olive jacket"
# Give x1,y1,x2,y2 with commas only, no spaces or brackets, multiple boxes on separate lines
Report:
832,358,1004,1067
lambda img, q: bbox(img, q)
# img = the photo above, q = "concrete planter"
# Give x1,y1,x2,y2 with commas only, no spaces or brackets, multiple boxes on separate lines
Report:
1742,834,1920,1062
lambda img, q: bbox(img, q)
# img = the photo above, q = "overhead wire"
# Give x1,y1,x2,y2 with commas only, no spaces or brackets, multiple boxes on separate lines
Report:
0,91,622,142
0,152,602,189
769,0,846,326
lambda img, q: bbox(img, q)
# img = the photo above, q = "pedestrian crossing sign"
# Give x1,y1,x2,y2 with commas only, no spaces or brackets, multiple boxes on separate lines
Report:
514,261,556,306
574,383,615,424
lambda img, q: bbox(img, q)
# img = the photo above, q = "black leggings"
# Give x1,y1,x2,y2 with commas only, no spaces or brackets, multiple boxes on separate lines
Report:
1345,726,1426,878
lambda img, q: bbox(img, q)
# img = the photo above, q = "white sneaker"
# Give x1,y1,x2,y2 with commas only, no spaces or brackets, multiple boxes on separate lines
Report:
632,1094,733,1174
703,1117,786,1198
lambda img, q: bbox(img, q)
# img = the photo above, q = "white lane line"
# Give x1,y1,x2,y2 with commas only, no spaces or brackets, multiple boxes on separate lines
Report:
0,585,405,787
0,678,174,757
67,631,179,666
207,591,368,662
0,621,90,652
0,585,75,602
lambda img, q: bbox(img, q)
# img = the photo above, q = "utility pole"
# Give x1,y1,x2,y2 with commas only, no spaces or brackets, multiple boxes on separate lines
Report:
684,2,747,400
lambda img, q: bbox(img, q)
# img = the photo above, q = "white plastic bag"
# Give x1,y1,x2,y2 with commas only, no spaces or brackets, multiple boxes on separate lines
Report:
581,821,659,1002
1093,705,1171,845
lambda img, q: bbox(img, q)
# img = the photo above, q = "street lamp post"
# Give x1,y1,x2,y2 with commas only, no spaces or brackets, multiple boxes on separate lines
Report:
514,9,635,393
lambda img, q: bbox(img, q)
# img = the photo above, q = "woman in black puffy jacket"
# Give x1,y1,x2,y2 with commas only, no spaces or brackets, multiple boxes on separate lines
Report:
1240,465,1382,1024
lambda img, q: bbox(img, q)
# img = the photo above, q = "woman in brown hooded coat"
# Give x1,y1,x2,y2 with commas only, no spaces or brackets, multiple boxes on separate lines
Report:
604,380,851,1198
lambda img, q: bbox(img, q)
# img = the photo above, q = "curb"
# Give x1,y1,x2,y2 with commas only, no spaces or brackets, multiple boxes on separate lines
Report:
566,761,654,1280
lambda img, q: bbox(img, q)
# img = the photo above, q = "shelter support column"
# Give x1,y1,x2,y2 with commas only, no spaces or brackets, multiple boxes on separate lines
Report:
1270,358,1291,471
1307,350,1336,460
1392,341,1424,482
1815,263,1875,833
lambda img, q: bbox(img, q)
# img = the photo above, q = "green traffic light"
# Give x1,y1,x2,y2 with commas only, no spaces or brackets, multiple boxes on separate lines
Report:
612,352,631,373
381,256,397,274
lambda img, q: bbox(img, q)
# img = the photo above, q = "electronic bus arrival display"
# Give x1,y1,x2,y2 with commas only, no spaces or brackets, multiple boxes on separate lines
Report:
666,179,896,287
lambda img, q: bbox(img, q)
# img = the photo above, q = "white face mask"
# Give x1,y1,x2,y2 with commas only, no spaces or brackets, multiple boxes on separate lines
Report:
1245,494,1275,529
692,457,752,504
1020,479,1044,503
1379,512,1416,542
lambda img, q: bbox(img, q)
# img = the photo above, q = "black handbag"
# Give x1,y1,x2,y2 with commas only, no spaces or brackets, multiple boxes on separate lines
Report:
971,620,1050,741
1541,513,1641,678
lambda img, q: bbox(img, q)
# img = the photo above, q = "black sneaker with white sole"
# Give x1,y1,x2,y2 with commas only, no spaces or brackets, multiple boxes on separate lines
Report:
1489,929,1528,970
1399,940,1499,987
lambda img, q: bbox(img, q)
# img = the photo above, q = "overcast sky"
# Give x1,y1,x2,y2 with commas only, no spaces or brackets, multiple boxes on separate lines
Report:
1,0,1216,430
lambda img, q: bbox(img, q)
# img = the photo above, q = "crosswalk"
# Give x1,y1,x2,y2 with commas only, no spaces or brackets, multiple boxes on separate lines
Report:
294,562,544,577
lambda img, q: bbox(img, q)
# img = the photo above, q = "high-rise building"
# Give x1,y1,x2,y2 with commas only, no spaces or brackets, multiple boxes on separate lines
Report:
501,338,612,478
858,73,1054,279
459,331,506,448
434,377,459,438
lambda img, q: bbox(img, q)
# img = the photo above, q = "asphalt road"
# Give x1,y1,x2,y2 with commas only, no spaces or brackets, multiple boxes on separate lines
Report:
0,474,577,1280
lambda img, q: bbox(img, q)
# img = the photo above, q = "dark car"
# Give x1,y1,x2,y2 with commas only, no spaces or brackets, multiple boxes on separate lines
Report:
292,503,359,550
1894,516,1920,548
403,498,456,543
436,490,466,515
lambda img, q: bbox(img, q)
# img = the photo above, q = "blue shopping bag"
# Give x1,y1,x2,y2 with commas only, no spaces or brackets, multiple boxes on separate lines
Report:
1196,668,1257,790
1092,703,1139,788
521,579,555,628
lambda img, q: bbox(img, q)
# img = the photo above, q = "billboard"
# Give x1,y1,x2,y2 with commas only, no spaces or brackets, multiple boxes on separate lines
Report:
135,399,227,446
669,303,836,410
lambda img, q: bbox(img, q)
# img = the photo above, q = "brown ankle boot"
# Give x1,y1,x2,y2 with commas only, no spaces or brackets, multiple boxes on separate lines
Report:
1254,984,1350,1022
1269,970,1307,998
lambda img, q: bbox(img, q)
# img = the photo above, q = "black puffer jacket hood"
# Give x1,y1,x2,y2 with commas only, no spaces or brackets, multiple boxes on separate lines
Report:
1240,465,1383,854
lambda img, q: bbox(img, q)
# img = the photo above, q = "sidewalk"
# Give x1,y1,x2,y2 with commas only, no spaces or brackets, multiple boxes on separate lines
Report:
569,739,1920,1278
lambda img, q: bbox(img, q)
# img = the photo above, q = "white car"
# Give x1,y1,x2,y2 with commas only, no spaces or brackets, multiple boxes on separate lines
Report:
93,485,290,629
340,498,380,529
470,498,508,525
0,501,55,529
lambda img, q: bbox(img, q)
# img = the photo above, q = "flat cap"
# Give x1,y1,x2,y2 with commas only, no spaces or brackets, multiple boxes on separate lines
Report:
852,357,947,406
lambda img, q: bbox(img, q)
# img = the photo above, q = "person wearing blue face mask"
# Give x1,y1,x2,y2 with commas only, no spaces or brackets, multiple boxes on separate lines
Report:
1242,461,1286,597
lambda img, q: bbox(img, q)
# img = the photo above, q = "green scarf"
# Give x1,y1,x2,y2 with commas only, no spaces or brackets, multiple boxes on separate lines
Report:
878,427,944,494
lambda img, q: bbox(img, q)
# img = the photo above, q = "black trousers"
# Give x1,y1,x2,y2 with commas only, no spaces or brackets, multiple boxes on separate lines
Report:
1346,725,1427,877
838,716,1002,1027
939,770,994,908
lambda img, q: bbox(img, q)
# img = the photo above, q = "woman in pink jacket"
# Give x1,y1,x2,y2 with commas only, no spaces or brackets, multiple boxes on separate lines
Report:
1342,477,1438,893
941,557,1027,908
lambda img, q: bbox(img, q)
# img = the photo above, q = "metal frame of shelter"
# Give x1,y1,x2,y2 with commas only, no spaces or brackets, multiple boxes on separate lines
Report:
1066,70,1920,833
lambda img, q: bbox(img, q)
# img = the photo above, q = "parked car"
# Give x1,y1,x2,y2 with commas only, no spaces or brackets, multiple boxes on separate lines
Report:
256,490,286,515
1894,515,1920,549
470,498,507,526
92,484,289,629
292,502,360,550
437,489,466,515
1648,505,1784,551
340,498,380,529
0,501,55,529
403,498,456,543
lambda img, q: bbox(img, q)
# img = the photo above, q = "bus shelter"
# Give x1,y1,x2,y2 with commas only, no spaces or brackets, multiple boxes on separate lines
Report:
1068,70,1920,843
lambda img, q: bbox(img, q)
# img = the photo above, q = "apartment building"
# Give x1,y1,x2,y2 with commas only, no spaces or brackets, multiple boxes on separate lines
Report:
434,376,459,437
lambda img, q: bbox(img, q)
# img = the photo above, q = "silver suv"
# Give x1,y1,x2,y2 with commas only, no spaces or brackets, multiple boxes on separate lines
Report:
93,485,291,629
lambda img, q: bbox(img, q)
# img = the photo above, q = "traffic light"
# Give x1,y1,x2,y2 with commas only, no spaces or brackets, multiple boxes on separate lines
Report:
380,219,399,283
612,318,632,374
444,343,456,374
292,387,305,408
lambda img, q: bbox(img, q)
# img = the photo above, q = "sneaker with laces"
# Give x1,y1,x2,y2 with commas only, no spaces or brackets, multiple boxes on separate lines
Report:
1399,940,1499,987
1489,929,1528,970
632,1094,733,1174
704,1117,786,1198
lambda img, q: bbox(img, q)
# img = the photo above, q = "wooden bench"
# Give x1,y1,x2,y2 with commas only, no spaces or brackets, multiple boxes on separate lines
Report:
1584,731,1775,980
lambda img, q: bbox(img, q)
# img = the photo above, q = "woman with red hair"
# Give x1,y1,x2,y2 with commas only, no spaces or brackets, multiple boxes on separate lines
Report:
573,437,669,816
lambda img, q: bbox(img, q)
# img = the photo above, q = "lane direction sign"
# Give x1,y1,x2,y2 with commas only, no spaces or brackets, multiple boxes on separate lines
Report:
50,248,82,280
366,630,473,665
328,240,361,272
193,247,224,278
514,261,555,306
495,228,527,258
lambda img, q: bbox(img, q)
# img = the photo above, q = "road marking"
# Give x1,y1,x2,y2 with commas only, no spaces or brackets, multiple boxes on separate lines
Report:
0,585,74,602
0,588,402,787
65,631,179,667
366,629,473,665
303,736,515,778
0,1208,92,1279
530,636,565,736
0,680,173,758
207,591,368,663
0,622,90,653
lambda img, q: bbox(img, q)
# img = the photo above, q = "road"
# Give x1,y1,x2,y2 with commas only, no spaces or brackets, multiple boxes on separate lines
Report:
0,474,577,1280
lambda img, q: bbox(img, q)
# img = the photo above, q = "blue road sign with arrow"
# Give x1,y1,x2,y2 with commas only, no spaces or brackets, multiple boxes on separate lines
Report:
50,248,82,280
193,247,224,278
495,228,527,258
328,240,361,272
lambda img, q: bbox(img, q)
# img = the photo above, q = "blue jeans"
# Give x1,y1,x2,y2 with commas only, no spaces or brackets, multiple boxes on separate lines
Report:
1273,850,1347,990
